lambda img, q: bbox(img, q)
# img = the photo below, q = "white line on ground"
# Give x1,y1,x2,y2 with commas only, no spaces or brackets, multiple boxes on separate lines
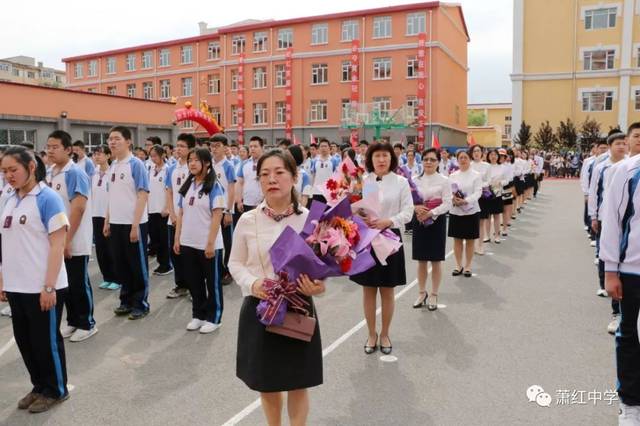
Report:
0,337,15,358
221,249,455,426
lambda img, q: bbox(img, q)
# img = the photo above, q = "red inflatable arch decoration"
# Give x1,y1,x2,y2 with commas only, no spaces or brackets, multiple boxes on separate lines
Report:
174,101,223,135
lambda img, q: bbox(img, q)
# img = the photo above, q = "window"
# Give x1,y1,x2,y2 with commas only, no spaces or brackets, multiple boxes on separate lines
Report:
341,20,359,41
585,8,617,30
231,70,239,91
27,71,36,79
208,74,221,94
88,60,97,77
311,63,328,84
278,28,293,49
208,42,220,60
635,89,640,110
582,90,614,111
231,105,238,125
275,101,286,124
74,63,83,78
407,56,418,78
311,23,328,45
127,83,136,98
310,100,328,121
107,86,116,95
373,97,391,118
0,129,37,146
373,57,392,80
182,120,194,129
341,61,352,82
126,54,136,71
253,67,267,89
159,49,170,67
210,107,221,124
181,46,193,64
274,64,286,87
181,77,192,96
407,12,426,35
503,124,512,138
83,131,109,149
143,82,153,100
0,63,9,72
253,31,268,52
505,115,512,121
232,35,246,55
142,51,153,68
106,57,116,74
41,70,53,79
12,68,20,77
406,96,418,119
341,99,350,121
583,49,615,70
160,79,170,99
253,103,268,124
373,16,392,38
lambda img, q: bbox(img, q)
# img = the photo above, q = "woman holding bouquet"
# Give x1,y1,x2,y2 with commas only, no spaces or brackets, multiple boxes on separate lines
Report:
469,144,490,255
500,149,516,236
412,148,452,310
485,149,507,244
229,150,325,426
351,142,413,355
448,149,482,277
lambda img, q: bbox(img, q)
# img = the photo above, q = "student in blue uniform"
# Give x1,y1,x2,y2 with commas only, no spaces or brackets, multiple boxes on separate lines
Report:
310,139,339,203
173,148,226,333
46,130,97,343
237,136,265,214
103,126,150,320
147,144,172,275
72,140,95,178
287,144,312,207
0,146,70,413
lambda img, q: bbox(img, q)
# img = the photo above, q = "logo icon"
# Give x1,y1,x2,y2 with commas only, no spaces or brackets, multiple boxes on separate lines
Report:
527,385,552,407
19,215,27,225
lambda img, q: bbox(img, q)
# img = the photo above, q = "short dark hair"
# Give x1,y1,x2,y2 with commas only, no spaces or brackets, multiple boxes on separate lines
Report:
279,138,292,148
72,140,85,149
287,145,304,166
48,130,72,148
92,144,111,156
177,133,196,148
163,143,174,151
421,148,441,162
359,140,369,147
468,144,484,158
318,139,330,148
456,148,471,160
364,142,398,173
249,136,264,146
146,136,162,145
210,133,229,145
393,143,404,150
109,126,132,140
310,143,318,149
607,132,626,145
628,122,640,134
597,139,609,147
486,148,500,163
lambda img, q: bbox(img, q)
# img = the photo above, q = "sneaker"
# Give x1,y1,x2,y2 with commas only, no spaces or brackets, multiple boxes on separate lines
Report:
107,282,121,291
17,392,40,409
166,287,189,299
99,281,111,289
221,274,234,286
69,327,98,342
128,309,149,320
597,288,608,297
0,305,11,317
114,305,132,316
153,266,174,276
199,322,221,334
607,315,620,335
583,226,589,231
619,402,640,425
594,258,599,265
590,240,596,247
28,393,69,413
186,318,204,331
60,324,77,339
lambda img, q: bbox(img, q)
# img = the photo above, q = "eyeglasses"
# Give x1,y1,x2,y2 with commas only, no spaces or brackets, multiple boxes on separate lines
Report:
423,158,439,163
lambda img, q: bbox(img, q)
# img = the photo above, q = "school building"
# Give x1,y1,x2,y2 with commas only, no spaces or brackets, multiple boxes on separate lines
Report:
467,102,512,147
62,2,470,146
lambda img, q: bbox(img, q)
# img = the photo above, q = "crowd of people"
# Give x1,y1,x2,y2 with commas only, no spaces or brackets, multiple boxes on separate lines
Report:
0,125,635,425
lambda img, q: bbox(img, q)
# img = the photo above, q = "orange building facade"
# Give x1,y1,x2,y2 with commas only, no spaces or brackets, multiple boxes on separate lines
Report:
62,2,469,146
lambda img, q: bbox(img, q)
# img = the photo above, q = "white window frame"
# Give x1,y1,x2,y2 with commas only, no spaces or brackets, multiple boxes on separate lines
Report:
88,60,97,77
181,45,193,64
275,101,286,124
341,61,352,83
310,100,328,122
253,31,268,52
372,97,391,118
74,63,83,78
231,105,238,126
159,49,170,67
208,41,220,60
311,63,328,85
406,12,426,36
341,99,350,121
277,28,293,50
373,16,392,39
253,67,267,89
143,82,154,100
107,86,116,96
159,79,170,99
583,6,619,30
126,83,136,98
406,96,418,119
232,36,246,55
582,48,617,70
311,23,329,45
274,64,286,87
579,87,616,112
181,77,193,96
253,103,268,125
341,20,359,42
372,57,392,80
208,74,221,94
142,51,153,69
211,107,221,124
231,70,239,91
407,56,418,78
126,54,136,71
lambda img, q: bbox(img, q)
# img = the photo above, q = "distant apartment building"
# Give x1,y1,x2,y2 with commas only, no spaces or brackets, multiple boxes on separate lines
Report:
467,102,512,147
0,56,66,87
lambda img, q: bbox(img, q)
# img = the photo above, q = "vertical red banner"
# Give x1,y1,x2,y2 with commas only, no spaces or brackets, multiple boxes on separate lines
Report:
349,40,360,147
417,33,427,151
285,48,293,141
237,53,245,145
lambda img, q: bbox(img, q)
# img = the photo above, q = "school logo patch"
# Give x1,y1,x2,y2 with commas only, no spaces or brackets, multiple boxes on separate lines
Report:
120,173,125,180
19,215,27,225
55,183,61,190
198,192,203,199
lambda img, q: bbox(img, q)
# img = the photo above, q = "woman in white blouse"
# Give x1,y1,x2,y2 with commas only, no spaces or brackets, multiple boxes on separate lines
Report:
406,150,423,178
411,148,452,311
500,149,516,237
448,149,482,277
485,149,508,244
350,142,413,355
469,144,491,255
228,149,325,426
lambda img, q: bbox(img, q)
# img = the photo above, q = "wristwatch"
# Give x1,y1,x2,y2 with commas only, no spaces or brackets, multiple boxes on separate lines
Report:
43,286,55,294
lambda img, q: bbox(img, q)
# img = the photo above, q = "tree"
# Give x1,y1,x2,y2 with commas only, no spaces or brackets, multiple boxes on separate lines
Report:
513,121,532,148
557,118,578,152
533,121,558,151
467,110,486,126
579,117,602,152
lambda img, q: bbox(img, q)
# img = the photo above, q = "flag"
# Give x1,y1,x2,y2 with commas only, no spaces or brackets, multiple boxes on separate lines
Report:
293,134,300,145
309,133,315,145
468,134,476,146
432,132,441,149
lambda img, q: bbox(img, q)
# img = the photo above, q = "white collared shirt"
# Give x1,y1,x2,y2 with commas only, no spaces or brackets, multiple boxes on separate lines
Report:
178,180,226,250
363,172,414,229
107,154,149,225
414,172,452,219
311,155,339,195
449,168,482,216
91,168,109,218
237,157,263,206
148,163,168,214
76,156,95,177
165,160,189,225
470,160,491,186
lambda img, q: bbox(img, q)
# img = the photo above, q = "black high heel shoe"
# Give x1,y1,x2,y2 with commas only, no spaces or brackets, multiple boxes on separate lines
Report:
364,333,378,355
380,336,392,355
412,291,428,308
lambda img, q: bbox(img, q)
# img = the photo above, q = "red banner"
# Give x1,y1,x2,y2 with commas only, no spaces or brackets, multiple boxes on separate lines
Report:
237,53,245,145
349,40,360,147
417,33,427,151
285,48,293,140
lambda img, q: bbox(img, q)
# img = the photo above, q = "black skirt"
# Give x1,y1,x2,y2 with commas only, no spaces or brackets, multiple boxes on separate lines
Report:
411,214,447,261
503,198,514,206
478,197,490,219
350,229,406,287
485,196,504,215
502,182,514,201
236,296,323,392
524,174,535,189
515,179,525,195
448,212,480,240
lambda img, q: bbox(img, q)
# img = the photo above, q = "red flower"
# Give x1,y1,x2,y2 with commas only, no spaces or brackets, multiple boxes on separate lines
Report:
349,194,362,203
326,179,338,190
340,257,352,273
342,164,349,174
330,191,338,200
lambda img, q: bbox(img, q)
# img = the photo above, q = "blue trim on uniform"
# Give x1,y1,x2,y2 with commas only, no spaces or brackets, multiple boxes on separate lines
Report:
212,249,222,324
136,226,150,311
209,182,226,210
36,186,67,232
165,164,176,189
223,160,236,183
65,164,90,201
84,158,95,177
620,168,640,263
237,159,248,179
83,256,95,328
48,307,65,397
129,157,150,193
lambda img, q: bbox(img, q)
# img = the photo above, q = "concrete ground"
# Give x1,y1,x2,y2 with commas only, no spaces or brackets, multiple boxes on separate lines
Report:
0,180,619,425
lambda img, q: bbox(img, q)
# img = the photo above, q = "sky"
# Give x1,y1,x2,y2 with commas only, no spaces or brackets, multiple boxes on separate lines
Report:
0,0,512,103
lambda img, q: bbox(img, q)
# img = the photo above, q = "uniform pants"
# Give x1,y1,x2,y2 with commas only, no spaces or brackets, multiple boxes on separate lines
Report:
7,290,68,399
148,213,170,270
92,217,117,283
64,255,95,330
181,246,223,324
110,223,149,312
168,224,187,290
617,273,640,406
220,216,233,278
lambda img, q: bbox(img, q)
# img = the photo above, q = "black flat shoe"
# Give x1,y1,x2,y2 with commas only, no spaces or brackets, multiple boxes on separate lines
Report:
364,333,378,355
452,268,463,276
412,291,428,308
482,238,490,243
380,337,392,355
463,269,472,278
